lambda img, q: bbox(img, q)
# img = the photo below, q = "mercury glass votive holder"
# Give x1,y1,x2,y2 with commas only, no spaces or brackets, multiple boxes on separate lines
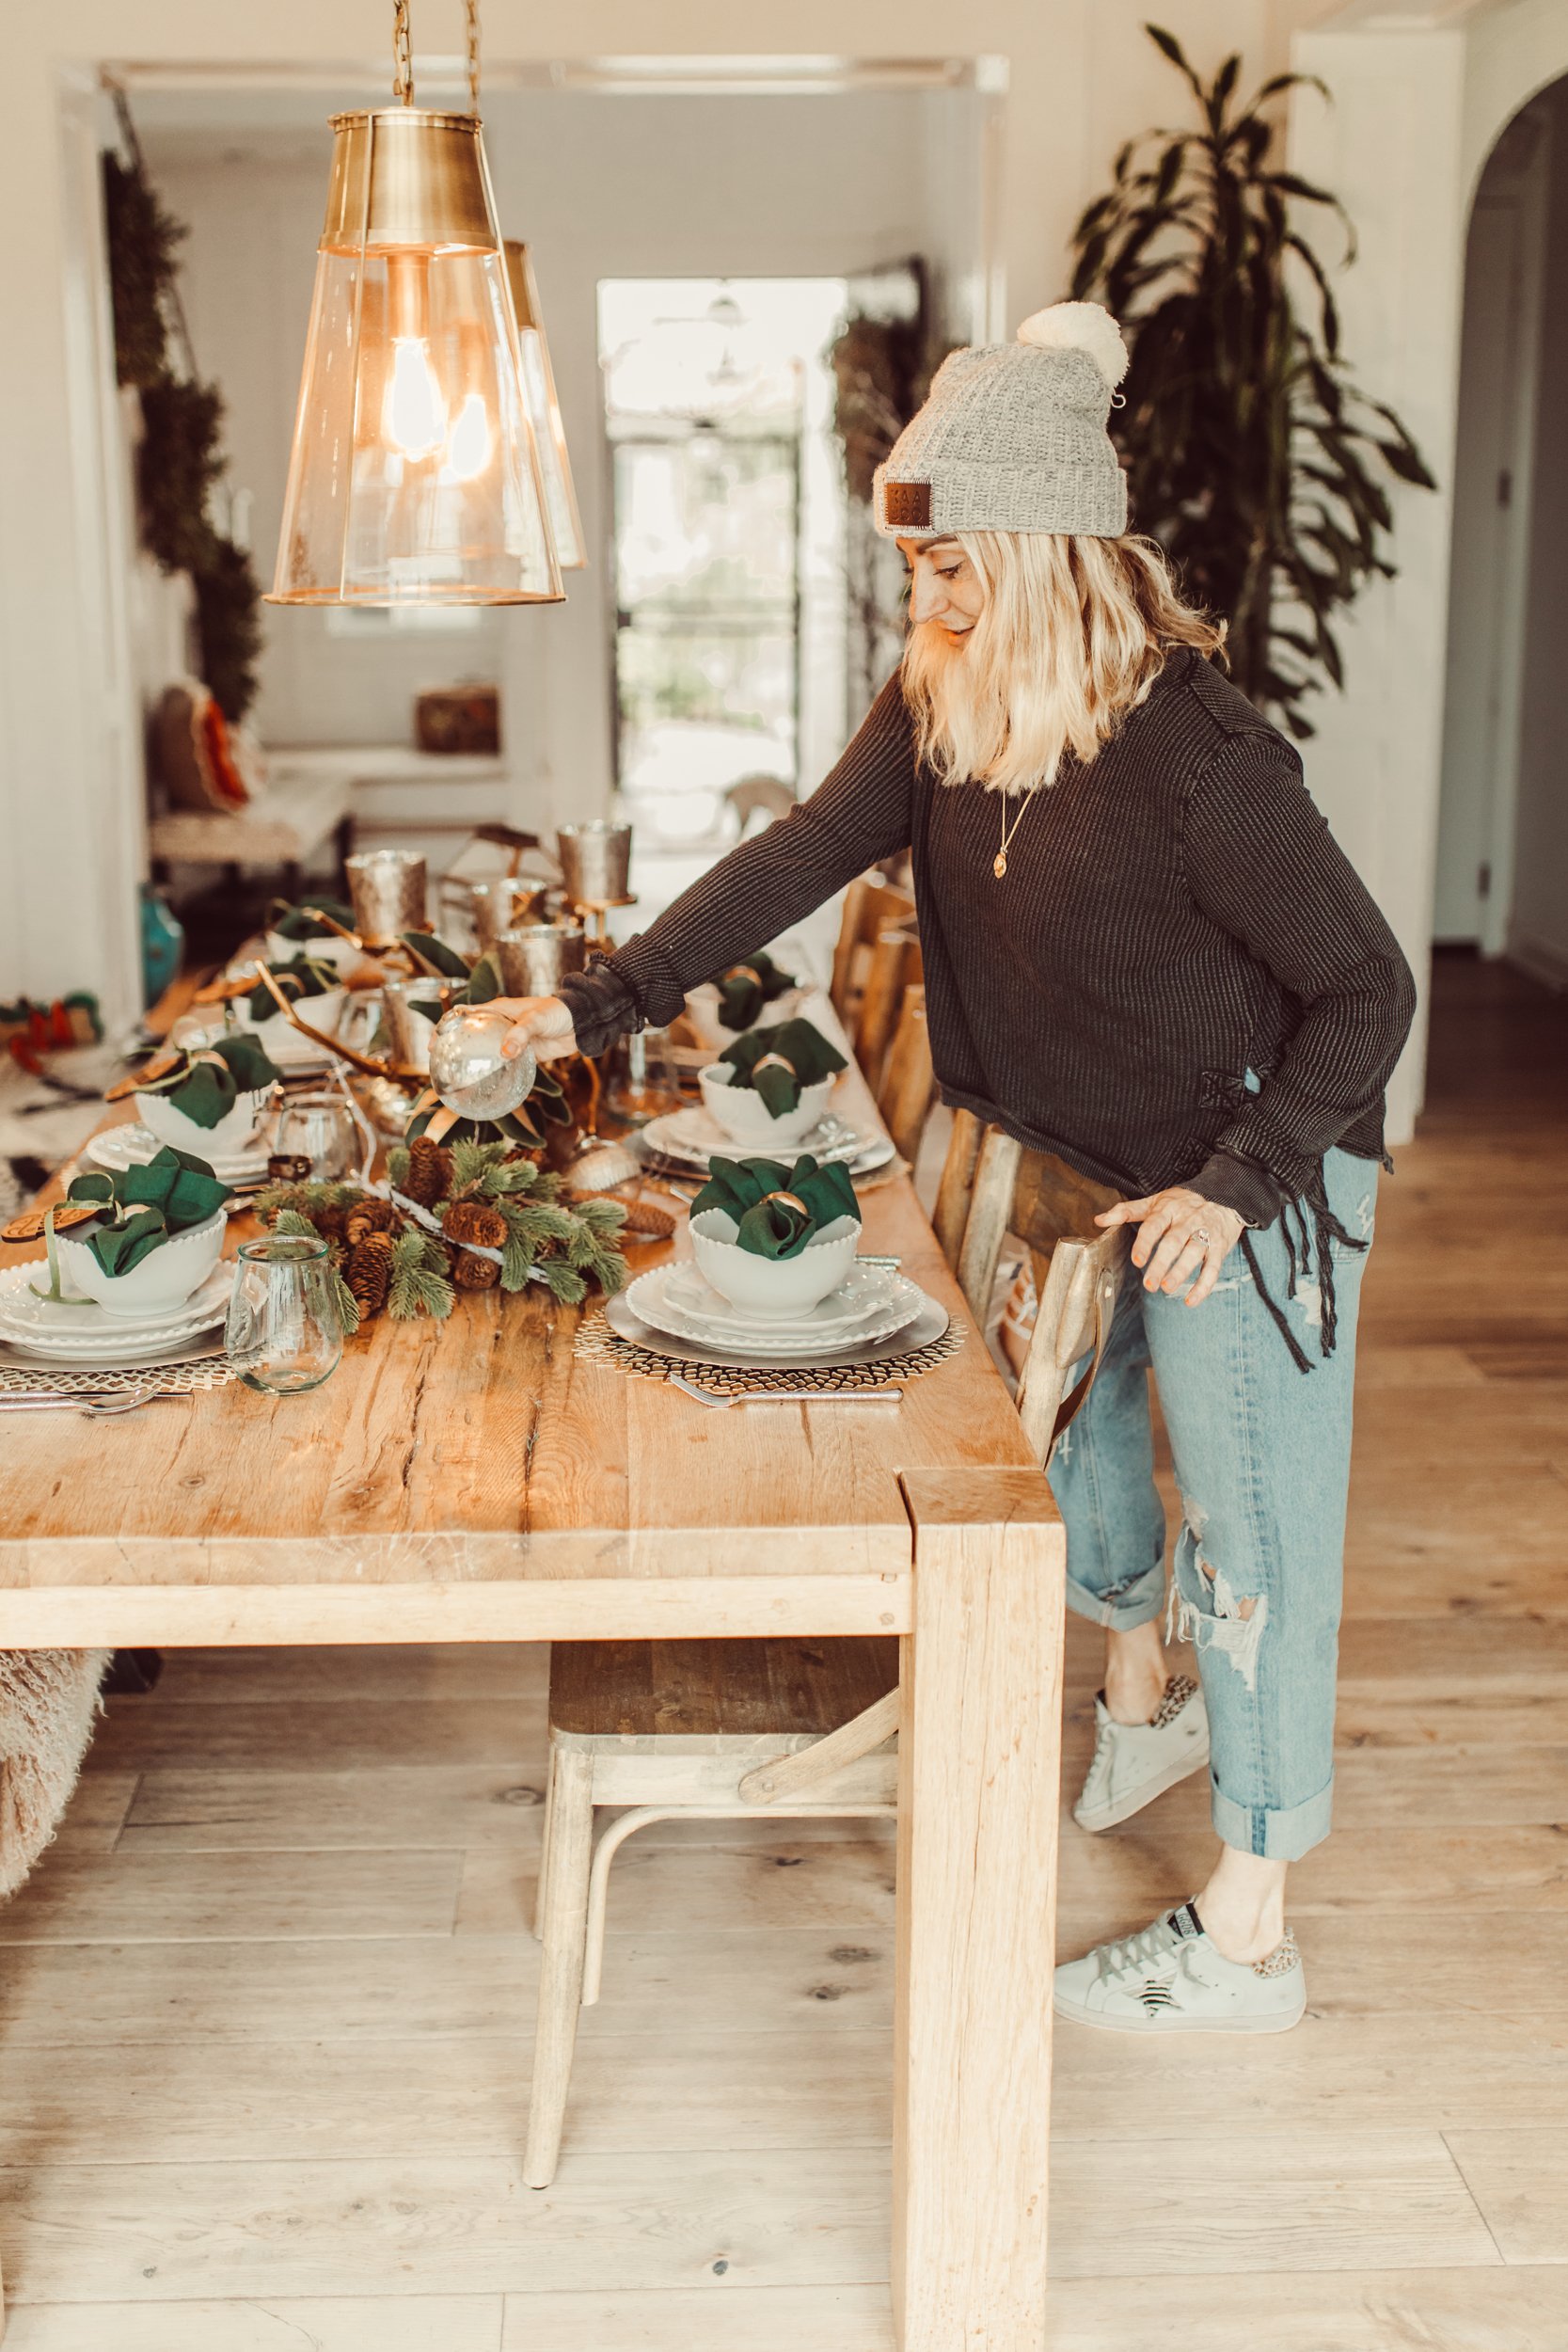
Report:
496,922,587,997
557,821,632,907
346,849,427,945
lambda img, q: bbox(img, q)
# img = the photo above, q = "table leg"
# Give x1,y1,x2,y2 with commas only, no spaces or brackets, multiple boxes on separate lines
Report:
894,1471,1066,2352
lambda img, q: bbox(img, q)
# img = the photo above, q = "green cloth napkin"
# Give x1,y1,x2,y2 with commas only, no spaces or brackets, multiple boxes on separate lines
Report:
712,949,795,1033
272,897,355,943
691,1152,860,1260
136,1033,281,1130
68,1145,229,1273
242,955,337,1022
718,1016,846,1118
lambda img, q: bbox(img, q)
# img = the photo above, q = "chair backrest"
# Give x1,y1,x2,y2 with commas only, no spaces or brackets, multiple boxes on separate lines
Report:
724,774,797,834
876,984,937,1166
830,873,915,1021
853,923,923,1090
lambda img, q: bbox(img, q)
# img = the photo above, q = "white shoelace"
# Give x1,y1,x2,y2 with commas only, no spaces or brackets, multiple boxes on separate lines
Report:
1097,1915,1188,1986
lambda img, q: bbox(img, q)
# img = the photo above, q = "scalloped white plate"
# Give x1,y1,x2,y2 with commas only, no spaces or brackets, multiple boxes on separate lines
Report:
0,1263,230,1357
625,1262,924,1359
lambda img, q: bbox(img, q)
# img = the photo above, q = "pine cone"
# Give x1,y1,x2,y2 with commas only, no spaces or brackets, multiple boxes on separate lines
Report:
403,1135,453,1208
441,1198,508,1250
451,1248,500,1291
344,1197,398,1247
311,1201,349,1242
344,1232,394,1318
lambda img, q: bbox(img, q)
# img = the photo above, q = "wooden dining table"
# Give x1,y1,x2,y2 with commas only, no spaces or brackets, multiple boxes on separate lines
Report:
0,1051,1066,2352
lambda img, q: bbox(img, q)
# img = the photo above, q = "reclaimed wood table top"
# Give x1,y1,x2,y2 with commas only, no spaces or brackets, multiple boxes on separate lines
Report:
0,1052,1043,1645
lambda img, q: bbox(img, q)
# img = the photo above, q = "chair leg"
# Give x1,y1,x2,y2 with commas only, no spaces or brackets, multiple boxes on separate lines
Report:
532,1744,559,1940
523,1747,594,2189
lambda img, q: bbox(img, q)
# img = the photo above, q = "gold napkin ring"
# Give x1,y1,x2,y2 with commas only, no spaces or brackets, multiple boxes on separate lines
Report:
726,964,765,990
752,1053,797,1078
759,1189,810,1218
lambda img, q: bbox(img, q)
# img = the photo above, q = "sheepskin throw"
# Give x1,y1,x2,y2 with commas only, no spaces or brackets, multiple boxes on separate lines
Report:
0,1650,110,1898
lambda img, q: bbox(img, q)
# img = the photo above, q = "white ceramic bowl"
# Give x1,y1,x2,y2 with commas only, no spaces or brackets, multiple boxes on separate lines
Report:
263,929,362,978
698,1062,835,1149
135,1085,272,1156
684,982,805,1052
689,1206,861,1323
56,1209,227,1320
234,986,346,1058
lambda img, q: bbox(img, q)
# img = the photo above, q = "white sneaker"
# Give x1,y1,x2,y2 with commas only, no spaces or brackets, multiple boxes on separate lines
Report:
1053,1901,1307,2034
1073,1674,1210,1833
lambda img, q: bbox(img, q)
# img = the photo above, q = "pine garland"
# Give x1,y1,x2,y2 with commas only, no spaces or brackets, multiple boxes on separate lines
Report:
253,1151,627,1327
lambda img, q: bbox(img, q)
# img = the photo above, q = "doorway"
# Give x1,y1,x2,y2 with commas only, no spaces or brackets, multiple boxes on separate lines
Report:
1435,79,1568,987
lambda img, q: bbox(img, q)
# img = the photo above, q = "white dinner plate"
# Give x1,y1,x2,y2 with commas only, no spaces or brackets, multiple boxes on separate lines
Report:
637,1106,895,1180
639,1260,914,1348
85,1124,269,1184
0,1263,231,1355
604,1283,948,1373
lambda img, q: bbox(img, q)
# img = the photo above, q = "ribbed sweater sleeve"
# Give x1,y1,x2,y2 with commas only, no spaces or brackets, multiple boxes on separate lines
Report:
558,673,914,1056
1183,735,1418,1213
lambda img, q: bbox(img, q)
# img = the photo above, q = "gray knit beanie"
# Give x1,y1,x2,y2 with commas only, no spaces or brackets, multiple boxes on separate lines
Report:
873,302,1129,541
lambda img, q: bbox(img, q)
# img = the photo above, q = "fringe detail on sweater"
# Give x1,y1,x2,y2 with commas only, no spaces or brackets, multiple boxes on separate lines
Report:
1242,1171,1369,1375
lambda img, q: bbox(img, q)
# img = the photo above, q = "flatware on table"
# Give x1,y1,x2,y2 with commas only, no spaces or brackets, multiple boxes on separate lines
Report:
0,1385,187,1417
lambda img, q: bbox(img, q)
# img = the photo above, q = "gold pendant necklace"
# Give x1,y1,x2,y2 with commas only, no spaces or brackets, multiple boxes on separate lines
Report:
993,787,1035,880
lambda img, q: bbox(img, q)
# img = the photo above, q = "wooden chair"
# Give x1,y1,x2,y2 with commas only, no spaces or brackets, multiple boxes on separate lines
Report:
875,984,937,1167
829,873,914,1026
524,1636,899,2187
852,924,923,1094
523,1120,1122,2188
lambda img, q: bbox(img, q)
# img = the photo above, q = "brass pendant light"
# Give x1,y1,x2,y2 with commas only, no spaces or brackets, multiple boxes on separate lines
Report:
504,241,586,568
269,0,562,607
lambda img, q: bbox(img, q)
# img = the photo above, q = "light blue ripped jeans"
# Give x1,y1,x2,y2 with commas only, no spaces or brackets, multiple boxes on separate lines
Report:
1048,1146,1378,1862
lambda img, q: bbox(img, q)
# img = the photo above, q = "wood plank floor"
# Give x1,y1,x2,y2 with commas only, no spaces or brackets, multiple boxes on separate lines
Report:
2,951,1564,2350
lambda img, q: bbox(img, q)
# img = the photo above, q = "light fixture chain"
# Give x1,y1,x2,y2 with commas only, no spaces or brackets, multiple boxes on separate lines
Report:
392,0,414,105
466,0,482,113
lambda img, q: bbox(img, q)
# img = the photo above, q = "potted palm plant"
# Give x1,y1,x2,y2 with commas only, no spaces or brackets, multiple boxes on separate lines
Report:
1069,23,1435,734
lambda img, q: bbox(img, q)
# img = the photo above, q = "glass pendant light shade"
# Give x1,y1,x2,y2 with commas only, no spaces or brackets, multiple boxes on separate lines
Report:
269,110,563,606
504,241,586,570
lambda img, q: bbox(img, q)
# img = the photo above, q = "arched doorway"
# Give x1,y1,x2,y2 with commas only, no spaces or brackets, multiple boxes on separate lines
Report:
1434,80,1567,984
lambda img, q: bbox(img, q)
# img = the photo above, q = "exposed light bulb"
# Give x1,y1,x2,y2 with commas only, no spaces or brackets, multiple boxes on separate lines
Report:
443,391,493,483
386,337,447,459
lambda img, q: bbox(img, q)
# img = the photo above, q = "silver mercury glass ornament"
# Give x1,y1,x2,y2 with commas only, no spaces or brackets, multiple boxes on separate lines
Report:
427,1008,538,1122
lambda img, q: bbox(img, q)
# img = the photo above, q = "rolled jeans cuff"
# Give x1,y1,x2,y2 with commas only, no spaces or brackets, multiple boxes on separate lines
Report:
1211,1772,1334,1863
1063,1559,1165,1632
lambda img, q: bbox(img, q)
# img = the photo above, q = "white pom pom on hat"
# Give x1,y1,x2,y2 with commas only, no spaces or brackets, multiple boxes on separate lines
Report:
1015,301,1129,389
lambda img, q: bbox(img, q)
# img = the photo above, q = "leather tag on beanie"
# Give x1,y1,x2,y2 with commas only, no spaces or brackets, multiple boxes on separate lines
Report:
883,479,932,529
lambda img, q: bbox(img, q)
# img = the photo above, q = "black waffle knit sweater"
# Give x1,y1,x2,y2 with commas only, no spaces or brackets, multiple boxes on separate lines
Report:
562,650,1417,1348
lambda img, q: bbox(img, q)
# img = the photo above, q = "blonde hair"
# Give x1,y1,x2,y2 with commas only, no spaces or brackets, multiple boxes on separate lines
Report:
902,531,1226,794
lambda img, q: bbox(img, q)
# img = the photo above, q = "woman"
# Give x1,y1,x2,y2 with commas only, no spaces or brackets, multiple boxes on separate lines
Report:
497,302,1416,2035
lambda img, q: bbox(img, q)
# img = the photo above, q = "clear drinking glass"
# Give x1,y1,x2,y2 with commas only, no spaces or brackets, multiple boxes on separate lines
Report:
605,1025,681,1126
267,1092,360,1181
227,1234,343,1395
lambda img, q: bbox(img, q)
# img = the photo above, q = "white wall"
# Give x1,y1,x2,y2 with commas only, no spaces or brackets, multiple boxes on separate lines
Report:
0,0,1423,1025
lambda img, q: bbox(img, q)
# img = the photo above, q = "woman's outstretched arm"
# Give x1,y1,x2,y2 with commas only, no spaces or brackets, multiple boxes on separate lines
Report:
502,672,916,1062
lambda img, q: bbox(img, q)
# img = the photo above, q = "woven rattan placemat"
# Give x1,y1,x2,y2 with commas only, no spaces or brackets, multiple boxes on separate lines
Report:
0,1351,237,1397
575,1305,965,1396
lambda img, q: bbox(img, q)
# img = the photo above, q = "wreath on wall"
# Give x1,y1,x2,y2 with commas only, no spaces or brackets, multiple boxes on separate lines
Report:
103,124,262,724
